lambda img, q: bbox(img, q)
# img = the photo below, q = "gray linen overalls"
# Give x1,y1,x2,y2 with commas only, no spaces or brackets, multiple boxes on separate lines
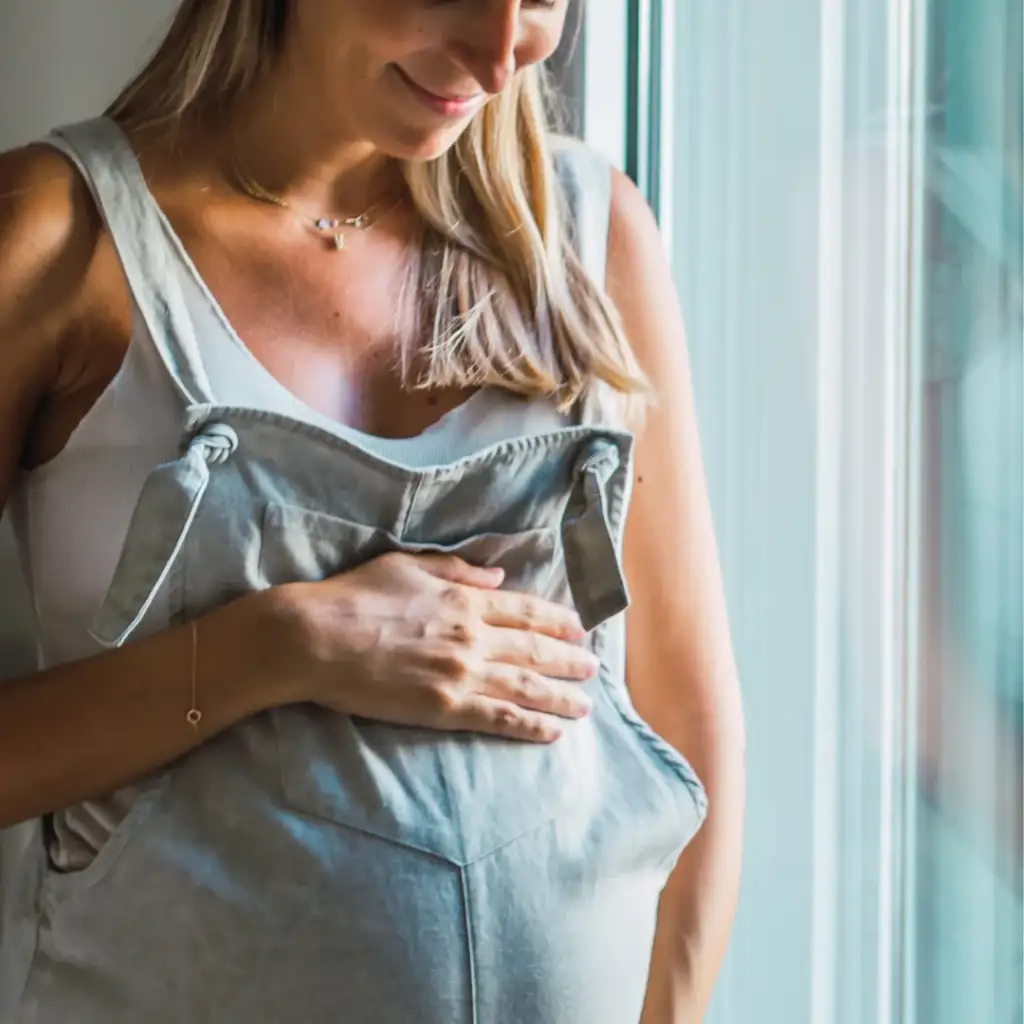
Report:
5,119,707,1024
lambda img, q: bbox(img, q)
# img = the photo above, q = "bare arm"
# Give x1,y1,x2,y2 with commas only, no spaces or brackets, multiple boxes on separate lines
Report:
0,146,295,829
0,600,292,829
605,169,748,1022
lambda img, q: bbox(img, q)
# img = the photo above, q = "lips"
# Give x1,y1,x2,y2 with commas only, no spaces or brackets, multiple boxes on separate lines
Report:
393,66,485,118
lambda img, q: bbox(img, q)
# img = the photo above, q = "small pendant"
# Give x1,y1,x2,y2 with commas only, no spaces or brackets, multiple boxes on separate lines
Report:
332,233,345,250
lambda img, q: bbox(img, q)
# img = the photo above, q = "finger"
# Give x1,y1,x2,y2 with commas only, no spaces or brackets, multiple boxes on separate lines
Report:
412,553,505,589
454,694,566,744
480,589,585,641
483,626,601,681
480,664,593,720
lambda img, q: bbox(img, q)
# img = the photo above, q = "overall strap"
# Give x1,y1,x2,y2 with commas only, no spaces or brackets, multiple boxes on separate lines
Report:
89,420,240,648
41,117,216,407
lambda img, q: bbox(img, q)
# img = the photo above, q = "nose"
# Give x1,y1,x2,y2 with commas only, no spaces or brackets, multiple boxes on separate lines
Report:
450,1,520,95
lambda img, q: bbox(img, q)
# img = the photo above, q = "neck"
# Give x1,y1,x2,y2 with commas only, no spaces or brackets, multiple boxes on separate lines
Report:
214,61,404,218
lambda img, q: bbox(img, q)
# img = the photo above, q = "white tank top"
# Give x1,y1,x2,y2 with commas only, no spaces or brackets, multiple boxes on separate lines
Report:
4,118,614,872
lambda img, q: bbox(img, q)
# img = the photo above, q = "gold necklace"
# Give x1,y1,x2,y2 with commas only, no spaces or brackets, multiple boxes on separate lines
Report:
233,164,392,251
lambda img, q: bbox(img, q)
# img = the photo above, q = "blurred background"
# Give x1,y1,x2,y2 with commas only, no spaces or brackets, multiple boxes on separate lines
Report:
0,1,1021,1021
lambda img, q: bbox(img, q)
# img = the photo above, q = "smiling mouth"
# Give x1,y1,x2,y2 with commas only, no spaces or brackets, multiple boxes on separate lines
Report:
392,66,485,118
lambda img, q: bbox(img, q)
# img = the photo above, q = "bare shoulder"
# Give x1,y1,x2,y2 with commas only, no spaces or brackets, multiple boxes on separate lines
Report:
605,167,688,392
0,143,102,325
0,143,107,497
606,167,667,294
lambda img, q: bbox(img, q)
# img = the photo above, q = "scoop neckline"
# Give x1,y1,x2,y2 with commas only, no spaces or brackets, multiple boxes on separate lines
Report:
105,118,489,447
152,201,489,446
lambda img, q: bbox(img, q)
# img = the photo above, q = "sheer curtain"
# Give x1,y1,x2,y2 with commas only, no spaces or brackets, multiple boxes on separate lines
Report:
580,0,1022,1020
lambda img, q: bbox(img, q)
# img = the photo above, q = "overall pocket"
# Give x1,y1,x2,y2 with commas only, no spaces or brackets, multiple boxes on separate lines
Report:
260,503,591,866
37,771,175,906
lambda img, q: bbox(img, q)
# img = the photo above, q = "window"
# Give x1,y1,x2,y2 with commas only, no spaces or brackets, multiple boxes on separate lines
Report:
578,1,1023,1019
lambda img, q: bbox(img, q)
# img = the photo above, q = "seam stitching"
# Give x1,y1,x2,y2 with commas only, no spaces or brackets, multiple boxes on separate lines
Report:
459,866,479,1024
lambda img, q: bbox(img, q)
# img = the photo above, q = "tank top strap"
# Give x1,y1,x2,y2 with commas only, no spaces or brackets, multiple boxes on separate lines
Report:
552,135,614,298
40,117,216,407
551,137,625,430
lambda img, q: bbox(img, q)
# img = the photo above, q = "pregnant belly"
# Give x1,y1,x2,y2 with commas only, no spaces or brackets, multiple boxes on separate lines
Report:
26,797,665,1024
23,709,694,1024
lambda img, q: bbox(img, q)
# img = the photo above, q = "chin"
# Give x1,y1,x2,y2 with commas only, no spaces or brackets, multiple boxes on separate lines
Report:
375,121,473,163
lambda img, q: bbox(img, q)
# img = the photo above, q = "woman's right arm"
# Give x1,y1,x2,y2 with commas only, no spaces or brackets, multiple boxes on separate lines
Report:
0,147,597,832
0,145,301,829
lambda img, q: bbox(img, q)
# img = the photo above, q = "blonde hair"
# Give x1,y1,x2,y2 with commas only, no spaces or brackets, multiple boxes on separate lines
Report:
108,0,650,424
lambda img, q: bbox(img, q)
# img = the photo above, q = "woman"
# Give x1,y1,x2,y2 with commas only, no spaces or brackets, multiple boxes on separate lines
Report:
0,1,745,1021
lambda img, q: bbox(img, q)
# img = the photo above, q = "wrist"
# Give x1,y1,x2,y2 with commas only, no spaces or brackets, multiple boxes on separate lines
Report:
214,585,311,710
245,581,366,708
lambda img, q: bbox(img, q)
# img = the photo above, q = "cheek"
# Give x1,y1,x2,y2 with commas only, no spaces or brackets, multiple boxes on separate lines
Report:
516,22,567,70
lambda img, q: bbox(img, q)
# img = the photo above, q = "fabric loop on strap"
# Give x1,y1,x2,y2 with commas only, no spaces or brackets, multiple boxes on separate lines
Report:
87,422,239,648
561,438,630,631
192,423,239,466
